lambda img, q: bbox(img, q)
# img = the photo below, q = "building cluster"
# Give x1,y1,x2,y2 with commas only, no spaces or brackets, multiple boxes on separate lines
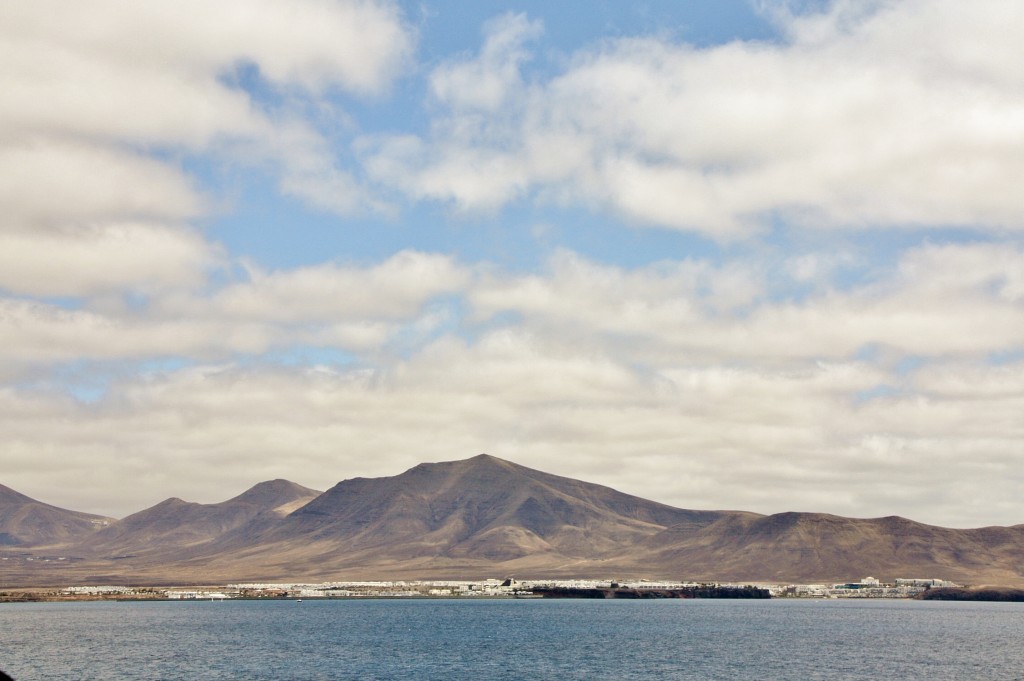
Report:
166,590,230,600
781,576,959,598
223,578,774,599
228,579,528,599
61,585,136,595
53,576,960,600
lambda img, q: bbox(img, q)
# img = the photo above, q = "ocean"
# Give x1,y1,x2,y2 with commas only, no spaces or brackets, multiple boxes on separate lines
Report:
2,598,1022,680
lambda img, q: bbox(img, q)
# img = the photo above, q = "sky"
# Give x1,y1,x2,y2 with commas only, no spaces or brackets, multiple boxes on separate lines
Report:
2,0,1022,527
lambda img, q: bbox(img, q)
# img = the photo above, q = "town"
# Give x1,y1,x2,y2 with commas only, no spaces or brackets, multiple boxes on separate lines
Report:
1,576,959,602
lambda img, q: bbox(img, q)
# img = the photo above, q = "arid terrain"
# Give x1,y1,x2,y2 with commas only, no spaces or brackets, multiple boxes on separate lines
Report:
3,455,1023,587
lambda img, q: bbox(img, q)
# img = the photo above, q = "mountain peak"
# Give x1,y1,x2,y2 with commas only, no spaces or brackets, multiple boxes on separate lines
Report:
79,480,324,559
462,453,522,471
282,451,715,568
468,453,502,463
407,453,512,472
226,479,322,508
449,453,518,473
392,454,522,488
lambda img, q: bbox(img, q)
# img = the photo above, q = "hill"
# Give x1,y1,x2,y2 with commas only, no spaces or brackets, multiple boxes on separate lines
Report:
3,455,1024,587
0,483,113,548
173,453,743,581
644,511,1024,585
75,479,322,560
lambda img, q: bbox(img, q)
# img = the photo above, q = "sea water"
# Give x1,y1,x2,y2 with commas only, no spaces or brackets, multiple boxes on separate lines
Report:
2,598,1022,680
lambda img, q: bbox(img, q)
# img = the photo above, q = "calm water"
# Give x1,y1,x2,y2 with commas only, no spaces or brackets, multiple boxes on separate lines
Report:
2,598,1023,680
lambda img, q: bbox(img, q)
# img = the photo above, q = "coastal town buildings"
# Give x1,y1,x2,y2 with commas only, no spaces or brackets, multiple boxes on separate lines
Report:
39,576,964,601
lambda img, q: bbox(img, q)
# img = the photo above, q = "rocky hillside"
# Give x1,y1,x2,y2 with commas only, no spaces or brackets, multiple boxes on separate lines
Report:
0,483,113,548
3,456,1023,587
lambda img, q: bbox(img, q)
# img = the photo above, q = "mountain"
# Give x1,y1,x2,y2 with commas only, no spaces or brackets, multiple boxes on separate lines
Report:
0,483,113,548
4,455,1024,586
76,479,322,560
97,453,743,583
278,453,727,556
188,453,743,578
644,512,1024,585
184,455,1024,585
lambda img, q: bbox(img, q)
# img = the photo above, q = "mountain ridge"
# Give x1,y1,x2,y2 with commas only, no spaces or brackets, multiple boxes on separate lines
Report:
67,479,323,561
0,483,113,548
2,455,1023,587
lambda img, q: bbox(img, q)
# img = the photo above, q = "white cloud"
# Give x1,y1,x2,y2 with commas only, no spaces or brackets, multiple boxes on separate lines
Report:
3,329,1022,527
914,361,1024,401
366,0,1024,236
4,0,411,119
1,0,1022,536
5,241,1016,371
0,140,203,227
469,244,1024,363
203,251,469,322
0,223,218,297
0,251,469,364
0,137,218,297
0,0,414,296
361,13,543,211
429,13,542,112
1,240,1021,526
0,296,402,365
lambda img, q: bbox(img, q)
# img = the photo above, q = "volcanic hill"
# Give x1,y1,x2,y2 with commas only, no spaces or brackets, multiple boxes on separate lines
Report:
0,483,113,548
3,454,1024,586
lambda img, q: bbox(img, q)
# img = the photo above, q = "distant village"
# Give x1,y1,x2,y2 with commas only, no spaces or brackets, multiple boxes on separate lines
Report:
2,576,960,602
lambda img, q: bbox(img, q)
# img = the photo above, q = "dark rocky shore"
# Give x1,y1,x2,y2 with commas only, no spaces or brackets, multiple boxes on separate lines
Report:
917,587,1024,602
530,585,770,599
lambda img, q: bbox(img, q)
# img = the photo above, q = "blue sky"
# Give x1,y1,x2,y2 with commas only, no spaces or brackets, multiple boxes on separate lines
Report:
202,0,778,271
1,0,1022,527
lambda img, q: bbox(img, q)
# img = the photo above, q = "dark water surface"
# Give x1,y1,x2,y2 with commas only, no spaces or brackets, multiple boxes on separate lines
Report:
2,598,1023,680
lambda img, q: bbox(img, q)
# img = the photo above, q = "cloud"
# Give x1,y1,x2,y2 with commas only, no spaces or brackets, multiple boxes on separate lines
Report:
2,241,1021,526
365,0,1024,236
361,13,544,211
0,223,218,298
0,0,414,296
429,13,543,112
469,244,1024,363
0,140,203,227
4,0,411,120
2,0,1022,536
0,251,469,365
0,137,217,296
4,327,1022,528
197,251,470,322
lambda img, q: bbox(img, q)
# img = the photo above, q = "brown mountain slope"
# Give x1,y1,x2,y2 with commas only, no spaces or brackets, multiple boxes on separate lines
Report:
76,479,322,559
130,457,1024,585
154,453,746,581
646,512,1024,585
5,455,1024,586
277,453,726,555
0,483,113,548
